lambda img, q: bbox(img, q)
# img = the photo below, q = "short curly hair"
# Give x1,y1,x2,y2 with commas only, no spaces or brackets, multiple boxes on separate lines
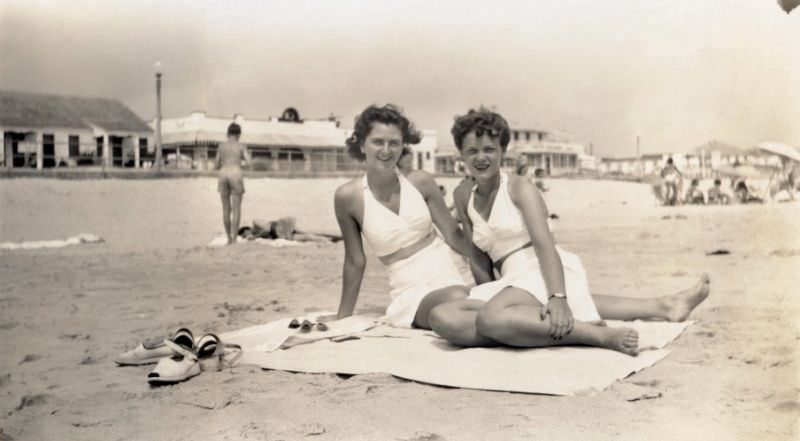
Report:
450,107,511,152
346,104,422,161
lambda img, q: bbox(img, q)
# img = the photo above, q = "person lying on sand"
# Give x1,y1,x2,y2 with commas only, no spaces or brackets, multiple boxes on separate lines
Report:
426,108,710,355
238,217,342,243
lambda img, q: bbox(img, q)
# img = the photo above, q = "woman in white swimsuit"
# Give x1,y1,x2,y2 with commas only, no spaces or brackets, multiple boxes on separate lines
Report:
429,108,710,355
331,105,491,328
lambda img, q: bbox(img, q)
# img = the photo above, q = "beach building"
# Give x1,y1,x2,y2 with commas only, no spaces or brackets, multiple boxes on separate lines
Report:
435,127,592,175
506,128,589,175
157,109,437,173
1,90,153,169
597,140,782,178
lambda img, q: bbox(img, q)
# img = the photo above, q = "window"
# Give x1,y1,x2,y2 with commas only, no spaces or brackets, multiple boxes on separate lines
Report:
525,132,531,141
42,134,55,167
513,131,519,141
69,135,80,157
139,138,148,156
425,152,431,160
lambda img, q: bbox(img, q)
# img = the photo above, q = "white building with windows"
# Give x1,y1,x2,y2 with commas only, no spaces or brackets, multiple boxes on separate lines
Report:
1,90,153,169
157,109,438,173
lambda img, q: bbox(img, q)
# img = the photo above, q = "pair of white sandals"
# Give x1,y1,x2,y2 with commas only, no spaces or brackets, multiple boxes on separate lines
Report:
115,328,242,385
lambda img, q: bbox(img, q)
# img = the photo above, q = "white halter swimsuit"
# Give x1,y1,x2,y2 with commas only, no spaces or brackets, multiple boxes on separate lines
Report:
467,173,601,321
361,174,469,327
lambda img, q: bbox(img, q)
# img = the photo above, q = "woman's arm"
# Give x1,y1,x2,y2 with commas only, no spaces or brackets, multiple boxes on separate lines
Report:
453,181,494,284
408,172,480,257
408,172,493,282
334,184,366,319
508,175,573,339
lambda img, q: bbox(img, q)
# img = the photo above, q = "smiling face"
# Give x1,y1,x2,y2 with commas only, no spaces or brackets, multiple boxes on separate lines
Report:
363,122,404,171
459,130,504,179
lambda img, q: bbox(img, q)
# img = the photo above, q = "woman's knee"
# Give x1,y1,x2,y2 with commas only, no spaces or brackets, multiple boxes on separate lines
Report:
427,304,452,333
475,303,508,341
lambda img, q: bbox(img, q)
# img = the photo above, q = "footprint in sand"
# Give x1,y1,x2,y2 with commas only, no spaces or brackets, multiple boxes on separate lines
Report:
774,400,800,413
18,354,41,365
15,394,50,411
769,249,800,257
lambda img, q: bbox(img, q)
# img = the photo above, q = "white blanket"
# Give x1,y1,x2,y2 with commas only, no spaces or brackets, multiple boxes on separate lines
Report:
0,233,103,250
221,316,692,396
207,235,308,248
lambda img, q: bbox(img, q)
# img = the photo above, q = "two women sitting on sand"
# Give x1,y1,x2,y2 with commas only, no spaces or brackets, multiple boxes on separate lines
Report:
329,105,710,355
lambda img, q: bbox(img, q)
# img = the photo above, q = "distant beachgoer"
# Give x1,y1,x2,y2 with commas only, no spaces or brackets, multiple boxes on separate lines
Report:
684,179,705,205
215,122,251,245
706,179,730,205
769,160,797,201
427,108,710,354
239,217,342,243
328,104,491,329
397,146,414,176
533,167,549,192
734,180,763,204
660,157,682,206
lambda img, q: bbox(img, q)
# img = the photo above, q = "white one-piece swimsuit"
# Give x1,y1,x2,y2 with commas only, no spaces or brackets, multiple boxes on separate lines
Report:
467,173,601,322
361,174,471,327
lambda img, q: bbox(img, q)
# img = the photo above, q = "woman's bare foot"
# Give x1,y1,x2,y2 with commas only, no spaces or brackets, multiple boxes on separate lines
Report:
602,327,639,356
661,273,711,322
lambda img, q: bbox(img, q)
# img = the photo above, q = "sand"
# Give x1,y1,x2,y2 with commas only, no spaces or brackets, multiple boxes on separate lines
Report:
0,176,798,440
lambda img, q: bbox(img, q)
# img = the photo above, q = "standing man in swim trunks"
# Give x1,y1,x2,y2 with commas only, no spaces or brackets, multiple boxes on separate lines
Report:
215,122,251,245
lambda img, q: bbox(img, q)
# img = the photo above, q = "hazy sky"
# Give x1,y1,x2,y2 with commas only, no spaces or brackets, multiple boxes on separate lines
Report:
1,0,798,156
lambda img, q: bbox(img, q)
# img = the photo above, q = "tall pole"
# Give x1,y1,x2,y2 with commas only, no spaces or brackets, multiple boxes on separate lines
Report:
155,71,163,171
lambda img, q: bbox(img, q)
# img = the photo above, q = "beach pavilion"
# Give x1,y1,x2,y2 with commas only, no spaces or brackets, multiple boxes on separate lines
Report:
434,127,591,176
1,90,153,169
157,108,438,174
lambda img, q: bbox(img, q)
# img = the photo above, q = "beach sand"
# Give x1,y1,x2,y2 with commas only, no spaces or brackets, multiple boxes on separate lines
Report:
0,177,798,440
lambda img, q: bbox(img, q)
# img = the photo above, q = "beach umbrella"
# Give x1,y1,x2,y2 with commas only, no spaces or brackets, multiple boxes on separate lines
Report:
777,0,799,14
755,142,800,163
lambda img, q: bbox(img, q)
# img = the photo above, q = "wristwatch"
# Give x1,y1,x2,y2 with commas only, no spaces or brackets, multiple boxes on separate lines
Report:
548,292,567,300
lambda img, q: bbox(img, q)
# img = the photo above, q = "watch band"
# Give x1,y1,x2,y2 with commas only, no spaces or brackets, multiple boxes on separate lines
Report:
548,292,566,300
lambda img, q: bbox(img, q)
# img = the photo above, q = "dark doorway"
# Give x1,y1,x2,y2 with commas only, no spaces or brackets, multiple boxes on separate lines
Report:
42,134,55,168
111,136,123,166
545,156,551,176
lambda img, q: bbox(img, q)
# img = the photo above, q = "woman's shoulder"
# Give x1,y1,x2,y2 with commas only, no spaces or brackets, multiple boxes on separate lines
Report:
335,178,363,203
506,173,541,204
405,170,438,195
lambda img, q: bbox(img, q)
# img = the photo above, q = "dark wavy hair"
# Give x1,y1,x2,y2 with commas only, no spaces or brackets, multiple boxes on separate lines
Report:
346,104,422,161
227,122,241,137
450,107,511,151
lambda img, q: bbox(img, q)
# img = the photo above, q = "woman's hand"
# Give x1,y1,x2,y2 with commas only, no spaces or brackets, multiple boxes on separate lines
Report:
540,298,574,339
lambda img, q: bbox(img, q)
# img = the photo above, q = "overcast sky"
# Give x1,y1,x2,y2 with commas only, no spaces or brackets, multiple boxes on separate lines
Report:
1,0,798,156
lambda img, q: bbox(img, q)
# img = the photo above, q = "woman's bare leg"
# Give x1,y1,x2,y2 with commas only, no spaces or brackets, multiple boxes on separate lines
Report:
428,299,496,347
412,285,469,330
593,273,710,322
477,287,639,355
220,192,232,244
230,193,243,245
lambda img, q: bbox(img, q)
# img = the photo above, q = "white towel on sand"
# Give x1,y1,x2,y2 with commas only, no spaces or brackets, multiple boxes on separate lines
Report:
0,233,103,250
207,235,307,248
222,316,693,396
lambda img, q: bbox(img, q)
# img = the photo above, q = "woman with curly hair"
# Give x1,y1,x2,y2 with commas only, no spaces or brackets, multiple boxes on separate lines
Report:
429,108,710,354
329,104,490,329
